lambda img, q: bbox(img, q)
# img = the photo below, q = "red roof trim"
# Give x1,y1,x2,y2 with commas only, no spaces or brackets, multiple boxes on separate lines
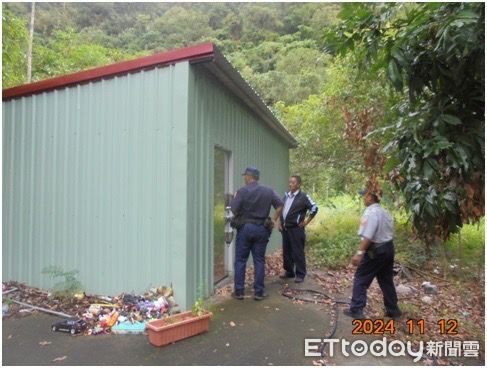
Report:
3,43,215,100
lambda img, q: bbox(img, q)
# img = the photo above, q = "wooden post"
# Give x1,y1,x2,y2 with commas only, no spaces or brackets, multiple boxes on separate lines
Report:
27,2,35,83
9,299,73,318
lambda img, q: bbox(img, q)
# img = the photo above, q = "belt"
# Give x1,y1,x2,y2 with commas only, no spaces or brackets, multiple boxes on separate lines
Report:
369,240,393,250
282,224,298,230
243,219,266,225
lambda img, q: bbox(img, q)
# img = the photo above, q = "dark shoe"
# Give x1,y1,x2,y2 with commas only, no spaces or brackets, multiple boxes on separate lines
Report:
343,308,365,319
294,277,304,283
254,293,269,301
385,308,402,319
232,292,244,300
279,272,295,279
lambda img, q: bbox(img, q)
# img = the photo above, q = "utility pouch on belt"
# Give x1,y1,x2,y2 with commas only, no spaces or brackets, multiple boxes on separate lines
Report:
263,217,274,232
230,216,244,230
367,242,387,259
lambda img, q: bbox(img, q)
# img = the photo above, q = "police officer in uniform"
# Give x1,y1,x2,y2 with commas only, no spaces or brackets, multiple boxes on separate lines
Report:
279,175,318,283
343,188,402,319
230,167,283,301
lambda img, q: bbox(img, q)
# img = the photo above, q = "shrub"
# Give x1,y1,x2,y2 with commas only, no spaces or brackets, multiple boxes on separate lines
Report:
41,265,84,299
307,195,362,268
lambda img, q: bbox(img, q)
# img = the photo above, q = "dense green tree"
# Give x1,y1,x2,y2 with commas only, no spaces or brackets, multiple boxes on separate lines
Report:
150,6,213,51
326,3,485,242
275,54,394,197
2,8,28,87
239,4,283,43
229,39,331,105
32,28,135,81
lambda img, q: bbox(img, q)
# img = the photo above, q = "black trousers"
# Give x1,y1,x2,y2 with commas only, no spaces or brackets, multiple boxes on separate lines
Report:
350,242,399,313
282,227,306,278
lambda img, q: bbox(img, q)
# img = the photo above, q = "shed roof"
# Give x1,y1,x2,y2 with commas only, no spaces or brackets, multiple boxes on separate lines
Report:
3,43,297,147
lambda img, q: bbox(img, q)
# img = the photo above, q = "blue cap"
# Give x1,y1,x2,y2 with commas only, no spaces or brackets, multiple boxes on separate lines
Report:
242,166,260,179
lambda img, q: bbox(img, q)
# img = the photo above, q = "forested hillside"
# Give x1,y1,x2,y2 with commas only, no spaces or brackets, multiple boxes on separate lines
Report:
3,2,339,103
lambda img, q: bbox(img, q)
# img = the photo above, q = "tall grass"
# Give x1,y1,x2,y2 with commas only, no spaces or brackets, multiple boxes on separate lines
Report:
306,195,485,276
306,195,363,268
443,221,485,278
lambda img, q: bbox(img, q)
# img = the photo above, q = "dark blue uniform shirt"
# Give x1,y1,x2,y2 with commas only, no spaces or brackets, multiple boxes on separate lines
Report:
231,182,283,221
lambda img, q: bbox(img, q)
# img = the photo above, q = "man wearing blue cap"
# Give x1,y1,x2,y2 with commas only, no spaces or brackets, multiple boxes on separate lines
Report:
230,166,284,300
343,187,401,319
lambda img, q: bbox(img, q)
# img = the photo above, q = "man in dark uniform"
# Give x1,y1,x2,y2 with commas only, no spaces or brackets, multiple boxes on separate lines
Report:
230,166,283,301
279,175,318,283
343,188,402,319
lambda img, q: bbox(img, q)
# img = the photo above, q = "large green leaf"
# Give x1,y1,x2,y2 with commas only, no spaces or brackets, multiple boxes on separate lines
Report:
442,114,462,125
387,58,403,90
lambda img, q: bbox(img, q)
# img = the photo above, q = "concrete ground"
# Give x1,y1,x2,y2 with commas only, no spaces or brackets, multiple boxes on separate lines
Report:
2,276,416,366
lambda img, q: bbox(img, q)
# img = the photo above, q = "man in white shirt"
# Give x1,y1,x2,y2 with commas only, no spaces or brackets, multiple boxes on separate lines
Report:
343,187,401,320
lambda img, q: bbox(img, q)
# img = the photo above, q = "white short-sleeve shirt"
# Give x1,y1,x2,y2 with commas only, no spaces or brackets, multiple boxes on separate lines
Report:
358,203,394,243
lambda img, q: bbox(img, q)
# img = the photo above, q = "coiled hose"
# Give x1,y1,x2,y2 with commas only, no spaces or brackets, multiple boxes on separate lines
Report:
281,286,350,357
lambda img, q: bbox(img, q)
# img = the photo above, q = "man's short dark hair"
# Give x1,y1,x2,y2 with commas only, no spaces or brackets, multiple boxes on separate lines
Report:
371,190,382,203
358,187,382,202
291,175,302,185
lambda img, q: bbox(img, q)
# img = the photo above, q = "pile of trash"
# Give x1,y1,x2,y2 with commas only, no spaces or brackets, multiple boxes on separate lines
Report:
83,288,178,335
2,281,179,336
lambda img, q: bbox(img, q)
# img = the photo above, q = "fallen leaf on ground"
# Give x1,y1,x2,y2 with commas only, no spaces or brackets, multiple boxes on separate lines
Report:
229,321,236,327
39,341,52,346
52,356,67,362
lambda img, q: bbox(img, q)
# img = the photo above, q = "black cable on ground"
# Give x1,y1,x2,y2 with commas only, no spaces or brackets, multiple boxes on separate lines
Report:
282,287,439,365
281,286,350,358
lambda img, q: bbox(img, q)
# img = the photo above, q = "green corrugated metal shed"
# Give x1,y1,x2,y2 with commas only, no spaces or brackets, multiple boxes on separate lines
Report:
2,43,297,309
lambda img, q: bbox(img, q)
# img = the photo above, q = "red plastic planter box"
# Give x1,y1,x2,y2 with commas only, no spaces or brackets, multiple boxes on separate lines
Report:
146,311,213,347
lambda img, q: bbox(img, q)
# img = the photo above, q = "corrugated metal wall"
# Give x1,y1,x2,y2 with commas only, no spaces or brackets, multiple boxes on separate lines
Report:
3,63,191,306
186,65,290,304
2,59,291,309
